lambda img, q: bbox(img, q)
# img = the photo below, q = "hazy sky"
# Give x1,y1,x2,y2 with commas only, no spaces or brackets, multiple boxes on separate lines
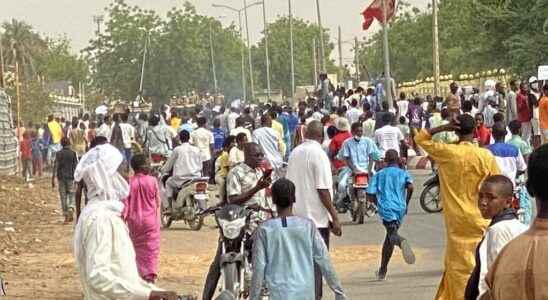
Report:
0,0,429,61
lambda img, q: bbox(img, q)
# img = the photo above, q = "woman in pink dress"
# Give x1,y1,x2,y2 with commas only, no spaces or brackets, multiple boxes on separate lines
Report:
123,154,161,283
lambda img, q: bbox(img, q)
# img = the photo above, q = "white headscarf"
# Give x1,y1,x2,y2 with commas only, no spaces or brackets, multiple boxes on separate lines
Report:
74,143,129,203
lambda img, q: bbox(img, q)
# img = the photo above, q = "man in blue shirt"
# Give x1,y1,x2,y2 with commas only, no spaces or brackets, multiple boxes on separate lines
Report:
337,122,382,208
251,178,346,300
367,149,415,280
212,118,226,154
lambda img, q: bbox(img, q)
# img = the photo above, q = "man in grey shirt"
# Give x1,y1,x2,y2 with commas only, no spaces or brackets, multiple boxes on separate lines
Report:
506,80,519,122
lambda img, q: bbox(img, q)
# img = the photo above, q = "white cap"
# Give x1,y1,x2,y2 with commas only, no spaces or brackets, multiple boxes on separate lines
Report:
529,76,538,84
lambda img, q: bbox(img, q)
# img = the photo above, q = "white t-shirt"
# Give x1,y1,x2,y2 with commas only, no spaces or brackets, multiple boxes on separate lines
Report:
374,125,404,155
230,127,252,142
228,112,239,132
120,123,135,149
286,139,333,228
190,127,214,161
346,107,362,125
397,100,409,118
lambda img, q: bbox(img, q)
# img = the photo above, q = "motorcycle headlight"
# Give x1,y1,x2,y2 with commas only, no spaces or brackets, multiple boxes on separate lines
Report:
218,218,246,239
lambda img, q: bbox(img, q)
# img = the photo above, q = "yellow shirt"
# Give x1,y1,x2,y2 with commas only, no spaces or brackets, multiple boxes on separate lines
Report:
48,121,63,144
217,151,230,177
415,129,500,300
271,120,286,156
170,117,182,131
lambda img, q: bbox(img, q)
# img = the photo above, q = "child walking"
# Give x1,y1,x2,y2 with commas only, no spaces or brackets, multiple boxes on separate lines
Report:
20,131,33,182
52,137,78,223
367,149,415,280
123,154,161,283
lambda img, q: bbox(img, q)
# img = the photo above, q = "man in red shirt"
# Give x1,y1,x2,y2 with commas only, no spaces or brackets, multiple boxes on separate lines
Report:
329,118,352,170
474,113,491,147
517,82,532,145
329,118,352,208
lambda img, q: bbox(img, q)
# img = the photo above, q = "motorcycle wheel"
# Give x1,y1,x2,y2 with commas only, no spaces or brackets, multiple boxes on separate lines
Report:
223,263,240,298
160,202,172,229
357,202,366,224
420,182,443,213
187,200,204,231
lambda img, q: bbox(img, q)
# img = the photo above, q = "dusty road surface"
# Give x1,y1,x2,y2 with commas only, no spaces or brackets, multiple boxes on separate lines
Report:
1,173,439,299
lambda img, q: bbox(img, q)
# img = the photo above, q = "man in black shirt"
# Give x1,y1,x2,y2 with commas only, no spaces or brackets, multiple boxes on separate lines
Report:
236,106,256,131
52,137,78,223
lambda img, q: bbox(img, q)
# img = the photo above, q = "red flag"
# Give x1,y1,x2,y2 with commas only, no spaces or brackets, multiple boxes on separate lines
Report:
361,0,397,31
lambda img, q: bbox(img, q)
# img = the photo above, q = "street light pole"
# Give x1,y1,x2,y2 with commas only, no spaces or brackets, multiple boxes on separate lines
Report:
288,0,295,99
338,27,343,86
432,0,441,97
315,0,326,72
238,11,247,102
209,21,218,93
138,32,148,97
262,0,271,101
381,0,393,107
312,38,318,88
0,30,4,88
243,0,255,101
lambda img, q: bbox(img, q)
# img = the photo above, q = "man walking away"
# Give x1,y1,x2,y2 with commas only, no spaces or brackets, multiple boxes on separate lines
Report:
286,120,342,300
20,131,33,182
367,150,415,280
250,179,346,300
252,114,285,180
483,145,548,299
52,137,78,223
190,117,214,178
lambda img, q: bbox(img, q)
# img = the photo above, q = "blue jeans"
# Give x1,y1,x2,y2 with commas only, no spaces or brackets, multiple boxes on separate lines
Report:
337,167,352,203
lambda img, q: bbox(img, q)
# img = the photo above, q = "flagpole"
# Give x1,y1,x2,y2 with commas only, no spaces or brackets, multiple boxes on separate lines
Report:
432,0,440,97
381,0,393,108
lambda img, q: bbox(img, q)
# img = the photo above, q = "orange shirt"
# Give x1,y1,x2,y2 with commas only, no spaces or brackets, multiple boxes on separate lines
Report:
539,96,548,130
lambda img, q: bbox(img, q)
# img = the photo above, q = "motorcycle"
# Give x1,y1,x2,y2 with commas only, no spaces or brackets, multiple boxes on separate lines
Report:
335,170,376,224
419,172,443,213
160,176,209,230
202,204,272,300
349,172,376,224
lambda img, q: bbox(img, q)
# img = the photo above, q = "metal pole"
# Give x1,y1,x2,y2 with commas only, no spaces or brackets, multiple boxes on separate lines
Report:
313,38,318,88
315,0,326,72
209,21,218,93
432,0,440,97
262,0,271,101
243,0,255,101
338,27,343,87
355,37,360,83
288,0,295,99
238,12,247,102
381,0,393,107
13,47,20,130
0,32,4,88
138,32,148,95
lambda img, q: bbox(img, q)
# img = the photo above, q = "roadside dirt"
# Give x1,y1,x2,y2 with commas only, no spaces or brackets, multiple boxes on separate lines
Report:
0,176,412,299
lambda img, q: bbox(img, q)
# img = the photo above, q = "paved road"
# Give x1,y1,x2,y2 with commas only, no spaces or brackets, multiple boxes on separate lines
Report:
331,170,446,299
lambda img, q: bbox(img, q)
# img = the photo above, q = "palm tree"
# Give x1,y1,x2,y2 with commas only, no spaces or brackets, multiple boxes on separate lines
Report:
1,19,47,80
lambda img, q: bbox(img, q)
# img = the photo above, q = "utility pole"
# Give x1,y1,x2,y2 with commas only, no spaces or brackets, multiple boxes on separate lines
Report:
432,0,440,97
315,0,326,72
262,1,271,101
243,0,255,101
381,0,393,107
238,11,247,102
138,32,148,97
12,46,20,131
338,27,343,87
313,38,318,88
288,0,295,99
0,30,4,88
355,37,361,83
209,21,218,93
93,15,104,35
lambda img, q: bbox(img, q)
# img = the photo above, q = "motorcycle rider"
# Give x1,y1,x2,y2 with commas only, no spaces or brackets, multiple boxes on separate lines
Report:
336,122,382,210
202,142,271,300
161,130,204,212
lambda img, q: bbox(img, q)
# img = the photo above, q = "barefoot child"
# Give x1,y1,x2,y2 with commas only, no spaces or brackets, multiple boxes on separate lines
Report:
123,154,161,283
367,149,415,280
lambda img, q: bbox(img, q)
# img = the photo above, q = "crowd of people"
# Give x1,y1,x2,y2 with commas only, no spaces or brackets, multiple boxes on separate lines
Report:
15,73,548,299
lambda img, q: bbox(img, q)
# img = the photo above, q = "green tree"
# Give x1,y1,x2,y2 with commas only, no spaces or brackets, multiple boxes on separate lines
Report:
252,17,337,97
